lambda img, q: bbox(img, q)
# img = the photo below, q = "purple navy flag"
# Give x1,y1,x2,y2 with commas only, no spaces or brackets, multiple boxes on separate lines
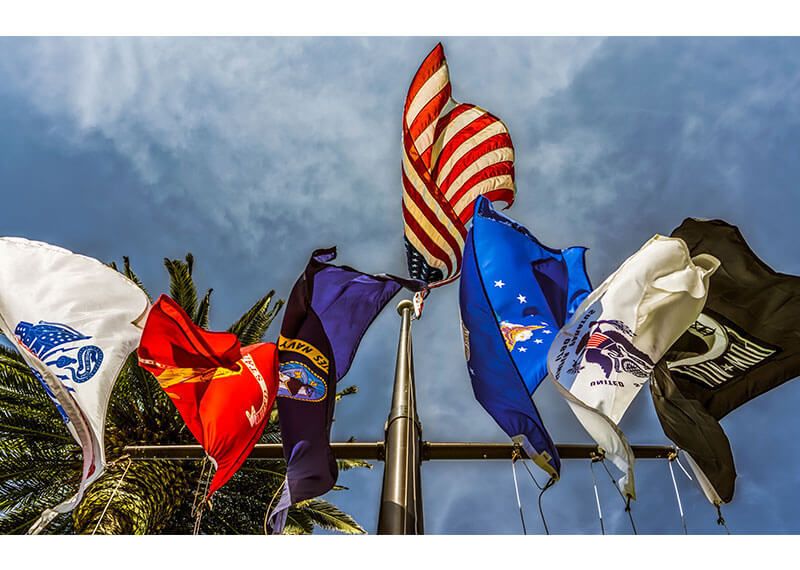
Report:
459,196,592,478
267,247,424,534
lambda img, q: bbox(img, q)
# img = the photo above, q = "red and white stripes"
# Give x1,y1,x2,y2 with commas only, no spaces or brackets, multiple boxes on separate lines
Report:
402,43,516,286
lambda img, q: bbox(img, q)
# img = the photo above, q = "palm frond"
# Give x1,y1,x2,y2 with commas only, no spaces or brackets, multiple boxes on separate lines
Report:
105,354,187,449
194,288,213,329
258,432,282,445
163,255,198,317
227,291,284,346
0,346,35,381
283,508,314,534
184,253,194,277
122,256,152,302
335,385,358,402
336,459,372,471
295,498,366,534
0,509,56,535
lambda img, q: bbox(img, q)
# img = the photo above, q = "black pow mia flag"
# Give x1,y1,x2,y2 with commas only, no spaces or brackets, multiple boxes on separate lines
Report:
651,218,800,504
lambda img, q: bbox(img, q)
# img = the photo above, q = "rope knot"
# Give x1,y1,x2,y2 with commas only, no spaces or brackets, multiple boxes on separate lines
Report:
716,504,726,526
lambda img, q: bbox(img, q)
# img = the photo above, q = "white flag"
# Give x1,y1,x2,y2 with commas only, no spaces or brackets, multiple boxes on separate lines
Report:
547,235,719,498
0,238,150,533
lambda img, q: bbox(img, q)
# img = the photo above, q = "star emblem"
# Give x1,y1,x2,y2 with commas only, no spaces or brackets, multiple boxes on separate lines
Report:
542,330,552,334
534,339,543,344
517,294,527,303
518,347,527,352
494,280,505,288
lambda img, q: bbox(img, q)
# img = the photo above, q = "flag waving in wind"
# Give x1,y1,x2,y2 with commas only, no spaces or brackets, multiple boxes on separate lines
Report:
267,247,424,534
547,236,719,498
0,238,150,534
459,196,591,478
137,295,280,498
403,43,516,286
652,218,800,505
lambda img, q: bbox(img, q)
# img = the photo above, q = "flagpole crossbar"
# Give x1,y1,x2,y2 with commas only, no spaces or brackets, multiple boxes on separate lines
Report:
122,442,675,461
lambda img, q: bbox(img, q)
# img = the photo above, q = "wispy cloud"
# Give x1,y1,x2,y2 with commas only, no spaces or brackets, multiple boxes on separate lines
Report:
2,38,606,269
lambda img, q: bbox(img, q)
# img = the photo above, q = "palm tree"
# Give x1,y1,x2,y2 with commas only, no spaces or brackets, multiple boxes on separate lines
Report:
0,254,368,535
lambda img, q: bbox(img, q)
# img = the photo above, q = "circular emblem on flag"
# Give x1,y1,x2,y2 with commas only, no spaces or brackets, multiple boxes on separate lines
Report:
278,362,327,402
667,312,778,390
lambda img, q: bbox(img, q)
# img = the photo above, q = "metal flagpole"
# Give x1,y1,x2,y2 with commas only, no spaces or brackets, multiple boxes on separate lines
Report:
407,316,425,533
377,300,423,534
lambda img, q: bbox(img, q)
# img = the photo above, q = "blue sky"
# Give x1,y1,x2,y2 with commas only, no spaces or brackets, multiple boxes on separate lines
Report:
1,37,800,535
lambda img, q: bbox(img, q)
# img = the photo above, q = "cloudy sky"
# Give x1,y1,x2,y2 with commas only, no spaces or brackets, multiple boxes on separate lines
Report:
2,37,800,535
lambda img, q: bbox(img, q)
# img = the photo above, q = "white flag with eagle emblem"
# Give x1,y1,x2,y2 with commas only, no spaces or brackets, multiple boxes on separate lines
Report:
547,235,719,499
0,237,150,533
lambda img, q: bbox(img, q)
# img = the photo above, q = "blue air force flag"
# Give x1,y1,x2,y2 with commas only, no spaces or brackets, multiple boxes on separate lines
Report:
459,196,591,478
546,235,719,498
0,238,150,533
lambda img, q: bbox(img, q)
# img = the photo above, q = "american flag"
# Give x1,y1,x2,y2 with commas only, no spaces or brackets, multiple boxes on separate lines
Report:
402,43,516,287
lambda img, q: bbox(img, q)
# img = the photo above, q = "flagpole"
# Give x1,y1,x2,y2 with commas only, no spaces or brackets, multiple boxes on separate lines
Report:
407,322,425,533
377,299,424,534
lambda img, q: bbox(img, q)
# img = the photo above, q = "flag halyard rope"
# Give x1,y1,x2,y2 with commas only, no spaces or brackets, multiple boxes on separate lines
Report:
667,451,688,535
715,504,731,535
537,477,555,535
517,452,553,535
263,478,287,535
193,504,204,535
588,456,605,535
91,454,132,536
675,449,731,534
510,453,527,535
674,451,693,482
191,457,208,517
192,457,214,536
596,451,638,535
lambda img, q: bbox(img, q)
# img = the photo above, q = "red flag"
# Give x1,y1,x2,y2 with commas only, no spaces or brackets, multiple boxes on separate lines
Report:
138,295,279,497
402,43,516,286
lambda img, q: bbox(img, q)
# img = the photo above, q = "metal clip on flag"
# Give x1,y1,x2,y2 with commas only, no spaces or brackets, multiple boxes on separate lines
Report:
547,235,719,499
402,43,517,290
0,238,150,534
